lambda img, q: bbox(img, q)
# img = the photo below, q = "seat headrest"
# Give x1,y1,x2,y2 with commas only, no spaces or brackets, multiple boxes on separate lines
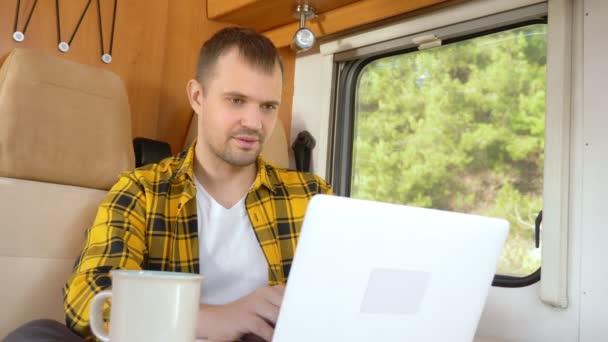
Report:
0,48,134,190
184,113,290,168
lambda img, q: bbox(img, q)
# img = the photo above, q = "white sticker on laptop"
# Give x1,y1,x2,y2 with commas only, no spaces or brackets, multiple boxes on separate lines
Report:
360,268,430,315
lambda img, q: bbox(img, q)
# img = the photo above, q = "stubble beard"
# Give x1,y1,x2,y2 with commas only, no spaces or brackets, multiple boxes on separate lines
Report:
211,138,262,167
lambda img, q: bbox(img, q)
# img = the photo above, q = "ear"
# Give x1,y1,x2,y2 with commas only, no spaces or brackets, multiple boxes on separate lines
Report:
186,79,204,116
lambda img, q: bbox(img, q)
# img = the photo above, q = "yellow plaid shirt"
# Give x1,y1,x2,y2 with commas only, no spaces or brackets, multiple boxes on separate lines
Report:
63,144,332,340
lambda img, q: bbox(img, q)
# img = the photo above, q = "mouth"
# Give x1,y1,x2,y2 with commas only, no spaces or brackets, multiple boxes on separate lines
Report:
232,136,260,149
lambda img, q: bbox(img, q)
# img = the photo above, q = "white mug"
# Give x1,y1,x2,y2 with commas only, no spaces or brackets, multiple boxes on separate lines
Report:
90,270,203,342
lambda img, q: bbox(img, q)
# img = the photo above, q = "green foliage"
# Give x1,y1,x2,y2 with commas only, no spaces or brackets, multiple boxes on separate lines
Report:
351,25,547,276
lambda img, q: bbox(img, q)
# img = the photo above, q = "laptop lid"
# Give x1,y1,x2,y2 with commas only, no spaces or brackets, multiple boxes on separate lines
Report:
273,195,508,342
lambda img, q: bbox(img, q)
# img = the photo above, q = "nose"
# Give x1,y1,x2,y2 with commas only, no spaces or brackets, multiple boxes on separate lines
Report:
240,106,263,131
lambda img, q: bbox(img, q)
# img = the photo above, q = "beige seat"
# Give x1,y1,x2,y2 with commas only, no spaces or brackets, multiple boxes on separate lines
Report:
0,48,134,337
184,113,290,168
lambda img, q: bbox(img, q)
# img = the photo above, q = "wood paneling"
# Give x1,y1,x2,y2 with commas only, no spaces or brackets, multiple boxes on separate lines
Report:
262,0,451,48
277,46,296,147
0,0,456,156
157,0,229,152
208,0,360,32
157,0,297,153
0,0,169,139
208,0,258,18
0,0,299,152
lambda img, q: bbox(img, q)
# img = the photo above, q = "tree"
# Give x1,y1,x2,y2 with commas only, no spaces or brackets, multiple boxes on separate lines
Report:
351,24,547,276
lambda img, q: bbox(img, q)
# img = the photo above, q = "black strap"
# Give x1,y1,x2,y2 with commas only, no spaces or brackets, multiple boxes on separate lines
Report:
109,0,117,55
13,0,39,35
96,0,118,57
96,0,103,54
13,0,20,33
55,0,61,43
56,0,93,46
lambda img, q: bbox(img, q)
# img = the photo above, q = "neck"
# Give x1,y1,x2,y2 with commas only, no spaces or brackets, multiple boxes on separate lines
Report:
193,142,257,208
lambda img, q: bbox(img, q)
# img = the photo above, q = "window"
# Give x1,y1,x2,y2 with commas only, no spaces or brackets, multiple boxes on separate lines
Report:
331,22,547,286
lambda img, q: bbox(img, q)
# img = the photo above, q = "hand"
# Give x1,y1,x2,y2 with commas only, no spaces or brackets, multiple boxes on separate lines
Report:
240,333,268,342
196,285,286,342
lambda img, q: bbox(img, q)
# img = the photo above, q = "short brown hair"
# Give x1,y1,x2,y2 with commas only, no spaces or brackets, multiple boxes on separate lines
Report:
195,27,284,89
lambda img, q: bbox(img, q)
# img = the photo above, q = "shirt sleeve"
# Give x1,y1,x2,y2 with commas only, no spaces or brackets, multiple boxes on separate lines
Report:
63,173,148,340
317,175,334,195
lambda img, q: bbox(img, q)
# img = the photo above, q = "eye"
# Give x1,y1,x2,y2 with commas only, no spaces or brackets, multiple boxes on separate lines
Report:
261,104,278,112
229,97,245,105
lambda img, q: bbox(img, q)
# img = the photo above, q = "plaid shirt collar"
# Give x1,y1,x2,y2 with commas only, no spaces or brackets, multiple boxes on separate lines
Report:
171,141,277,194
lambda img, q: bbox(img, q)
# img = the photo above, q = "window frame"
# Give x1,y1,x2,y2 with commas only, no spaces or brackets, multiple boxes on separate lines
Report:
329,18,548,287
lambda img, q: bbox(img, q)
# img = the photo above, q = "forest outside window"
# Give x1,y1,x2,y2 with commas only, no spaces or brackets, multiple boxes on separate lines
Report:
338,23,547,280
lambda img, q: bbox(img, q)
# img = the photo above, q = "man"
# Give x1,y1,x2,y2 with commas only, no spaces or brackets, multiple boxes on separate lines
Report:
5,27,331,342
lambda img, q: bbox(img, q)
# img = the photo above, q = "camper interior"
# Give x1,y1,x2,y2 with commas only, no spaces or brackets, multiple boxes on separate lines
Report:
1,0,606,341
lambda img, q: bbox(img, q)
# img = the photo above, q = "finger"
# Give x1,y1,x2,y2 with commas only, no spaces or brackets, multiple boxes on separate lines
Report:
241,333,267,342
254,299,281,324
273,284,286,294
245,315,274,342
264,285,285,307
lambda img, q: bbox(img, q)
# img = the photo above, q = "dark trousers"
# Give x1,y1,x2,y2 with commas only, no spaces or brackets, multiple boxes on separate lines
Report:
3,320,85,342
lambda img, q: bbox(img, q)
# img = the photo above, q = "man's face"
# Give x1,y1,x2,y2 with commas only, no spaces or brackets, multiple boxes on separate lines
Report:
193,48,282,168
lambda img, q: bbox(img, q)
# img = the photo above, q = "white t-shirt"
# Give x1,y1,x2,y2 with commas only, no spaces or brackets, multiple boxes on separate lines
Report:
194,177,269,305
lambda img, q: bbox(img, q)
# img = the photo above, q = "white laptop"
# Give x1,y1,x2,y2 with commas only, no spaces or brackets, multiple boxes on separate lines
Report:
272,194,509,342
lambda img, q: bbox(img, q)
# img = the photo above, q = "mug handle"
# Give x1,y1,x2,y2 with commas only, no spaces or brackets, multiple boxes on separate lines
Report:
90,290,112,342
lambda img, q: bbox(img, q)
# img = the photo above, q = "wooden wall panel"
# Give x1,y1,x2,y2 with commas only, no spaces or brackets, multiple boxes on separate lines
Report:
208,0,360,32
277,46,295,148
1,0,298,153
0,0,169,139
208,0,257,18
263,0,452,48
156,0,230,152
